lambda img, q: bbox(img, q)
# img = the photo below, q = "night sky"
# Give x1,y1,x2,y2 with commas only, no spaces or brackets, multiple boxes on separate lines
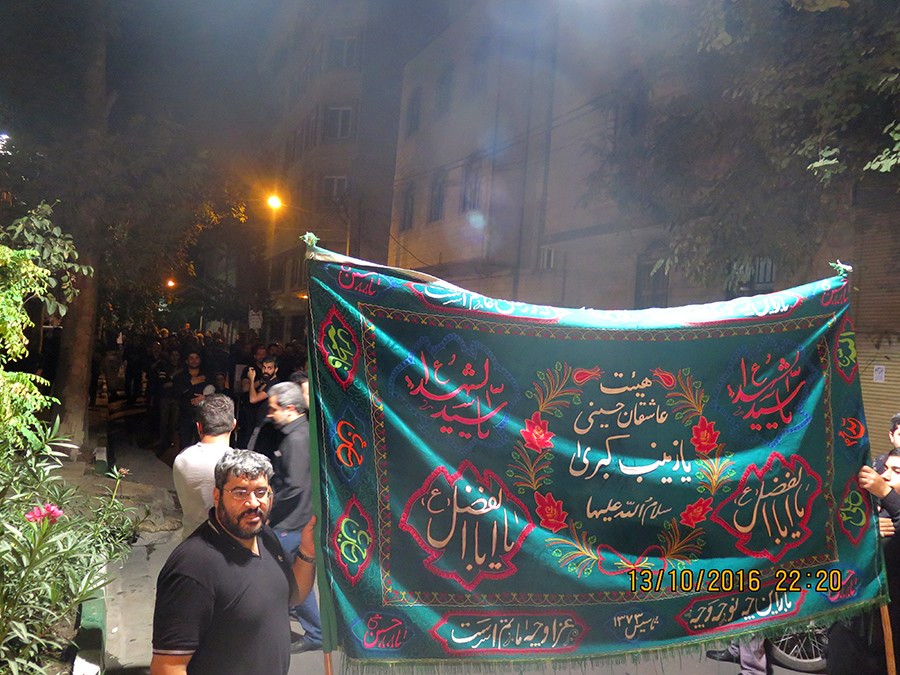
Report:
0,0,280,157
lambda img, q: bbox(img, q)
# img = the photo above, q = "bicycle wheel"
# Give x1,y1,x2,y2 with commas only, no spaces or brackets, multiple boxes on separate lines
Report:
768,627,828,673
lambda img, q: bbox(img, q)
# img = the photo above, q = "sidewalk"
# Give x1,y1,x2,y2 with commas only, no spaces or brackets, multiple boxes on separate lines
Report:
61,402,339,674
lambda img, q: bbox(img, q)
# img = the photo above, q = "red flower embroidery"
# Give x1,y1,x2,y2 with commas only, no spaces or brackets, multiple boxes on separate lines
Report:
690,416,720,455
534,491,568,533
651,367,676,390
680,497,713,528
520,411,555,453
573,366,604,385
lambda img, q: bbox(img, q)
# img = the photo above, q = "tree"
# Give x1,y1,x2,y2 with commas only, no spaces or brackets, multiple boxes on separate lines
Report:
0,2,237,445
587,0,900,288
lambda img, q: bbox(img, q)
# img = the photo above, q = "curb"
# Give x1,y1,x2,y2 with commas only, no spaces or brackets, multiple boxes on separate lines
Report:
72,590,106,675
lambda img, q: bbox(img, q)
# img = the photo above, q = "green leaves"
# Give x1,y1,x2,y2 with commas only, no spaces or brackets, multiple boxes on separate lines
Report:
0,203,93,318
0,210,134,670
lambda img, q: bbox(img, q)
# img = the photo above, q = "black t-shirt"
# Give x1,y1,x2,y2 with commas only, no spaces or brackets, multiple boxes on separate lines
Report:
153,513,296,674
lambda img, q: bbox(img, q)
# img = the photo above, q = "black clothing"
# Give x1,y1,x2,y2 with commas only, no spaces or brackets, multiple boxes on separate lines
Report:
268,415,312,532
173,369,209,447
153,511,296,675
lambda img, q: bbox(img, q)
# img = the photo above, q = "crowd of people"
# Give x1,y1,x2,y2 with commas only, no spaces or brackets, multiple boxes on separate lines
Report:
93,325,308,465
88,325,322,673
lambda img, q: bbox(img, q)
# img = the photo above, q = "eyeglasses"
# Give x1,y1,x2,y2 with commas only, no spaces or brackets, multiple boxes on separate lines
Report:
223,487,271,501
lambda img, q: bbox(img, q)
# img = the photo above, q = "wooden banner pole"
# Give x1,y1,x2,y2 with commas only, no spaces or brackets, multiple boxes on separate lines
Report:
882,604,896,675
324,651,334,675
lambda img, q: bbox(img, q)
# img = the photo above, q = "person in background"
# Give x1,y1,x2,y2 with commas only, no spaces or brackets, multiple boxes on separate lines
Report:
156,349,182,458
173,350,208,452
172,394,235,539
266,380,322,653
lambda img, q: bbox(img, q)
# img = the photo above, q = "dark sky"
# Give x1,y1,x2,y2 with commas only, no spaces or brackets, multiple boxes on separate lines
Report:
109,0,281,152
0,0,279,157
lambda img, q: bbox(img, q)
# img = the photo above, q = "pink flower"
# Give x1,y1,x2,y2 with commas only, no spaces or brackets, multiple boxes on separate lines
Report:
534,492,568,533
43,503,64,524
25,503,64,525
520,411,555,453
679,497,713,528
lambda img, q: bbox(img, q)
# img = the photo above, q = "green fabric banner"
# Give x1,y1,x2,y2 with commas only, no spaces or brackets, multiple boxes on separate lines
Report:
305,245,885,666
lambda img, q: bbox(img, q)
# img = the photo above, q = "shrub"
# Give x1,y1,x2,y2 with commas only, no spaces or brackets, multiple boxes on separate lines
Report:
0,206,135,673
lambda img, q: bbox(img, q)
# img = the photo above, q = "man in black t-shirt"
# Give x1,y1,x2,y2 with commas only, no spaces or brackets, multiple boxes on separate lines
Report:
151,450,316,675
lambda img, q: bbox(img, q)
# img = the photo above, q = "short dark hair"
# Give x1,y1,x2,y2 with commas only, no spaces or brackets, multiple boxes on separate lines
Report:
891,413,900,434
262,355,278,367
269,381,306,411
195,394,234,436
214,450,273,490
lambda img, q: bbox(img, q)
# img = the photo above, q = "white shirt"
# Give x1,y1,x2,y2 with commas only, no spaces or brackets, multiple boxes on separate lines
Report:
172,442,228,539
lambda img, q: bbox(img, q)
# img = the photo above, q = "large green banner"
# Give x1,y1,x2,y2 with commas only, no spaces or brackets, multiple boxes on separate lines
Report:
305,245,885,666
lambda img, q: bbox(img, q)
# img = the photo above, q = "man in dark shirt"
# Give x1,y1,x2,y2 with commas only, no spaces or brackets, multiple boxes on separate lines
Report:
151,449,316,675
267,380,322,653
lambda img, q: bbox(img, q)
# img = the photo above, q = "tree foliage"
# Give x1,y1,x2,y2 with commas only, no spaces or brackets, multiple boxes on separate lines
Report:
0,215,135,672
589,0,900,288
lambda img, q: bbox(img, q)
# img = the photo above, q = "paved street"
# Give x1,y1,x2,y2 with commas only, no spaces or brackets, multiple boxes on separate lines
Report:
72,407,807,675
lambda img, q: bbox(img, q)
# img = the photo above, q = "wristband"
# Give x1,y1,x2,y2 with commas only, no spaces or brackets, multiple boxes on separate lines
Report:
296,548,316,564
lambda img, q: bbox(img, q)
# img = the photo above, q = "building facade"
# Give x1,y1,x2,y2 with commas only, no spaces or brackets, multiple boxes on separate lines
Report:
388,0,900,436
260,0,466,343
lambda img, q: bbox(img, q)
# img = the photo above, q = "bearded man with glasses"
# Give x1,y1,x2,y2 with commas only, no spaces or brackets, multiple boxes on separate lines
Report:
151,449,316,675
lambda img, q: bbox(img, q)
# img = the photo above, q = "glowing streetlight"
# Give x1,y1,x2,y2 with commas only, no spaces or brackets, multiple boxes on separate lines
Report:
166,278,176,288
267,194,283,210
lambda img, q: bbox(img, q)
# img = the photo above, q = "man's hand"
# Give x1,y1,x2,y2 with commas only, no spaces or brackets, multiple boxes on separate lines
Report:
247,367,256,382
879,517,896,537
290,515,318,606
299,514,317,560
859,466,892,499
150,653,191,675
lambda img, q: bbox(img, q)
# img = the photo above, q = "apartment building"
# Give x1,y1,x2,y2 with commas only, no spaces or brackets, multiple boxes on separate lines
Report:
260,0,462,341
388,0,900,429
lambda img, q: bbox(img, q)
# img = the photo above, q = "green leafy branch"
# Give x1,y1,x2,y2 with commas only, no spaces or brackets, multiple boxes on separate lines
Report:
524,362,582,418
2,203,93,318
506,442,553,494
658,518,706,567
665,368,708,426
695,445,736,496
548,522,599,578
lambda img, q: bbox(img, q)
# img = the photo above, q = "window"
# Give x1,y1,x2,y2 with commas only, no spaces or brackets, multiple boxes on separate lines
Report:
290,255,305,288
436,65,454,115
400,183,416,232
324,106,354,140
634,255,669,309
269,258,287,293
538,247,558,271
327,36,359,69
428,170,446,222
321,175,348,208
460,156,482,212
727,257,776,298
405,87,421,137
